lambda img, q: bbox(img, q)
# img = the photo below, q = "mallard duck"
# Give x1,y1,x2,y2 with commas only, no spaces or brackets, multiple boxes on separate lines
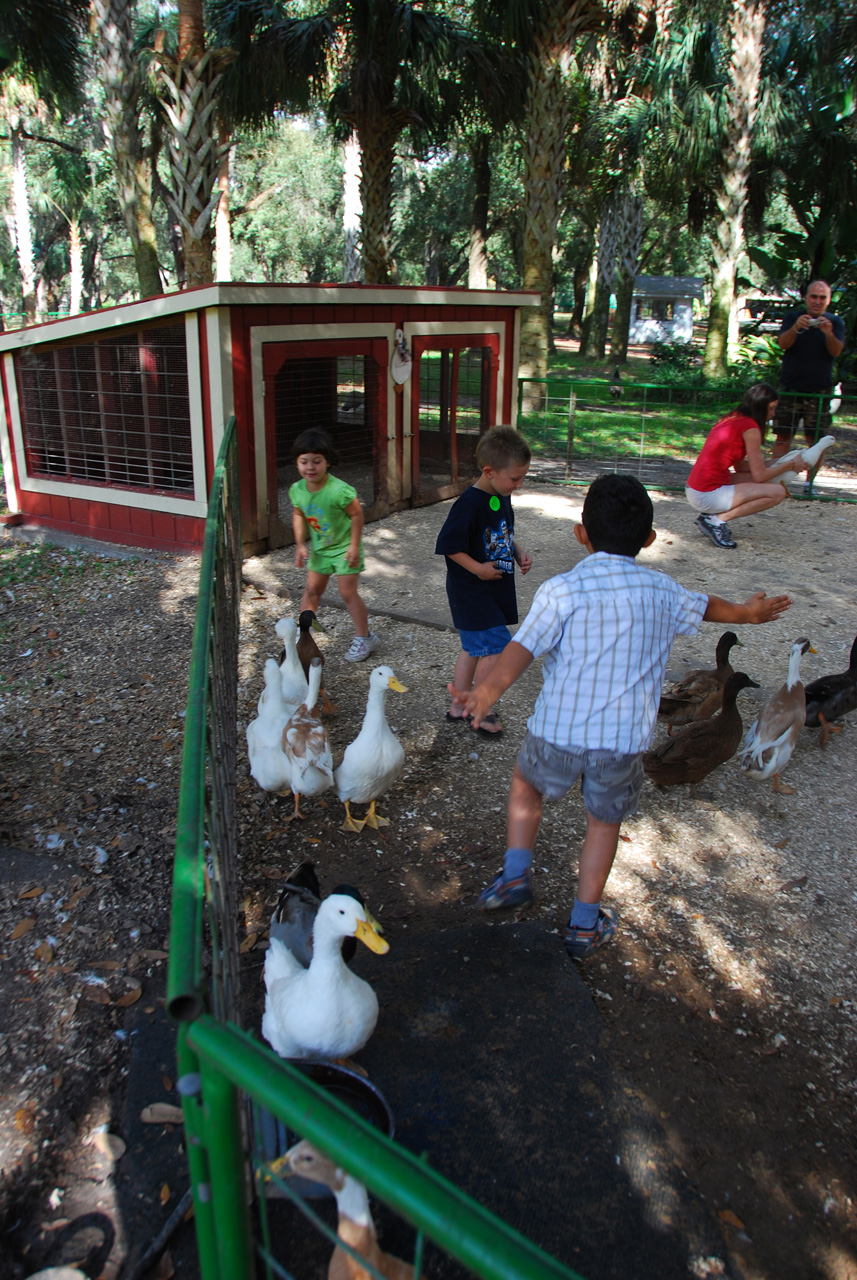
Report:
283,657,334,819
334,666,407,832
262,892,389,1061
658,631,742,727
275,616,309,711
270,861,380,968
644,671,759,793
270,1140,414,1280
741,638,816,793
297,609,336,714
247,659,292,794
803,632,857,747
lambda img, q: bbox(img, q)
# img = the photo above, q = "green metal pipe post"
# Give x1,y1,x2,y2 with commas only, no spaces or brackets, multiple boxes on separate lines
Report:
198,1051,255,1280
188,1016,585,1280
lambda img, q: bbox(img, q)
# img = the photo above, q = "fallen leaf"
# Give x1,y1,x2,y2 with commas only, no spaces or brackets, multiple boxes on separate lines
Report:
14,1105,36,1134
53,1074,63,1089
40,1217,70,1231
35,941,54,962
774,838,790,850
162,1074,173,1092
141,1103,184,1125
239,932,258,953
619,834,632,842
92,1131,126,1160
779,874,808,892
140,949,168,960
116,985,142,1007
830,997,843,1008
303,836,321,845
718,1209,746,1230
82,983,111,1005
154,1249,175,1279
91,960,121,971
18,885,44,900
160,1183,171,1205
11,918,37,940
67,884,94,908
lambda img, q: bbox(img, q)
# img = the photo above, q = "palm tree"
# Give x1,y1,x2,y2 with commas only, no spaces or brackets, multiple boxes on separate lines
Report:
92,0,164,298
475,0,604,399
702,0,766,376
213,0,496,286
0,0,88,321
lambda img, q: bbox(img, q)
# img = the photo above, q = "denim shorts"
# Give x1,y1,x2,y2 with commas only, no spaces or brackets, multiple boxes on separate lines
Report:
458,625,512,658
517,731,644,824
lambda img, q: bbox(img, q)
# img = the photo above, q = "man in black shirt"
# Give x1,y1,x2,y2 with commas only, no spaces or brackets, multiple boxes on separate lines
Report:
772,280,845,465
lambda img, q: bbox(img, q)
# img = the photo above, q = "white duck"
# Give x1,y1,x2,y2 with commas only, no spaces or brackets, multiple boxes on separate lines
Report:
247,658,292,794
262,893,389,1061
334,665,407,832
284,657,334,819
275,616,309,712
741,637,816,793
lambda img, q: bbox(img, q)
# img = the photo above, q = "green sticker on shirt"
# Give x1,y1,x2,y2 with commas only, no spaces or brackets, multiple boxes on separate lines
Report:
489,495,501,511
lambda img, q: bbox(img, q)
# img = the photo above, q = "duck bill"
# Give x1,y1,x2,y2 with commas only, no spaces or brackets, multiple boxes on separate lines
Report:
355,917,390,954
388,677,408,693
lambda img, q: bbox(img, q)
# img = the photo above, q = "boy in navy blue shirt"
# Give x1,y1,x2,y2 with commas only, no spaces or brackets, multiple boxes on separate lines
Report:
435,426,532,738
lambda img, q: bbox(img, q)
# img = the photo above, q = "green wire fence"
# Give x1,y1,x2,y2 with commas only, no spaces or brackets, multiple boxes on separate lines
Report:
516,377,857,497
168,417,588,1280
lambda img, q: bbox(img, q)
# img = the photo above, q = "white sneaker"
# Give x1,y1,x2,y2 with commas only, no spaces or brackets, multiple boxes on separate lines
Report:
801,435,835,470
344,632,379,662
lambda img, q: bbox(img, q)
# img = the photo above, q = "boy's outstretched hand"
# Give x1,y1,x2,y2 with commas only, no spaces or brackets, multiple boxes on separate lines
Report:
704,590,792,625
447,681,494,728
745,590,792,623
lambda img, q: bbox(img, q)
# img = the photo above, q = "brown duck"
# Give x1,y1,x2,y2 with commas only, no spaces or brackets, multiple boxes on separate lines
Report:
645,671,759,793
658,631,742,728
297,609,337,714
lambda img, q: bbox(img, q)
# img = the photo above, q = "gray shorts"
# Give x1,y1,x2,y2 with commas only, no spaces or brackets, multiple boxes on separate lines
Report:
517,731,644,824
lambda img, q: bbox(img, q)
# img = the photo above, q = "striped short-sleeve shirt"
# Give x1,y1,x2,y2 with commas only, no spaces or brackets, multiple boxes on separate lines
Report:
514,553,708,754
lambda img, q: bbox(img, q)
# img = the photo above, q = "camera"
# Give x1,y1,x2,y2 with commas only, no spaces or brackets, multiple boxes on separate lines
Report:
809,317,824,326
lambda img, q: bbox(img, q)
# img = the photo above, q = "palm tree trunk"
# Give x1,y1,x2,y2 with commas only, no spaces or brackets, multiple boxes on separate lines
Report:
93,0,162,299
343,134,362,282
10,125,37,324
215,126,232,281
610,186,644,362
580,193,619,359
468,133,490,289
357,121,397,285
155,45,235,288
703,0,765,377
519,0,602,408
69,216,83,315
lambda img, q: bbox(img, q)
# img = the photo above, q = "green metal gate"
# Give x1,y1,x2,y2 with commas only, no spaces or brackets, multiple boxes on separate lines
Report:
167,419,587,1280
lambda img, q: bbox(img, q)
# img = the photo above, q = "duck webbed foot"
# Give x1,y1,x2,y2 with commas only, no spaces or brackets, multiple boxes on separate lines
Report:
341,801,365,833
362,799,389,830
817,713,843,749
284,792,308,821
771,774,796,795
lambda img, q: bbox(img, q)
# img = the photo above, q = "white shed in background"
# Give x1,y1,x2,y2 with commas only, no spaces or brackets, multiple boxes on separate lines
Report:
628,276,704,344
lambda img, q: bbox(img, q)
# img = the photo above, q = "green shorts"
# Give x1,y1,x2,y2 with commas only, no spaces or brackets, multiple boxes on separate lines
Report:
308,543,364,576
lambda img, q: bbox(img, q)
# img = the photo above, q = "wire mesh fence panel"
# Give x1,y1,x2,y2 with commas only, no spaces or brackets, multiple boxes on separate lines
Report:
415,345,492,493
17,324,194,493
518,378,857,496
273,353,380,528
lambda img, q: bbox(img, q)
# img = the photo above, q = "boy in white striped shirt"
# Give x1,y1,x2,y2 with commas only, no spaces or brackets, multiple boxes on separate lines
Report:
451,474,791,961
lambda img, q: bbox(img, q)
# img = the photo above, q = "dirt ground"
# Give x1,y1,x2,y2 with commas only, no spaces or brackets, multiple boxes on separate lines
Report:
1,473,856,1280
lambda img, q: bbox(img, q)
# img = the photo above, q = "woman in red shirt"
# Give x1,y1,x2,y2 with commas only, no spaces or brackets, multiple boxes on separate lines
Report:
686,383,806,548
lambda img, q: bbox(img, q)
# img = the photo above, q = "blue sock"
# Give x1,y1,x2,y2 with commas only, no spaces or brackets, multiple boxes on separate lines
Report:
503,847,532,880
569,897,600,929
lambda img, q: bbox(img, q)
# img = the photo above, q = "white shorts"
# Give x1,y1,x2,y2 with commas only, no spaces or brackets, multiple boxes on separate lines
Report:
685,484,735,514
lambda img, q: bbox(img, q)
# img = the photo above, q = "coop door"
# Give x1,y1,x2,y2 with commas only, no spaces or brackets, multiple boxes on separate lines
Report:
410,337,499,501
262,339,386,548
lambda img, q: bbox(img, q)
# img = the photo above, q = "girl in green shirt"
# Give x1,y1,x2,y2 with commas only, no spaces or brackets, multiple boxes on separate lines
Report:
289,430,378,662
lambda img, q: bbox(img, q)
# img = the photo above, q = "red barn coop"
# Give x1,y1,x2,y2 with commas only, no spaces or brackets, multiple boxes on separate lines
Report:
0,283,539,555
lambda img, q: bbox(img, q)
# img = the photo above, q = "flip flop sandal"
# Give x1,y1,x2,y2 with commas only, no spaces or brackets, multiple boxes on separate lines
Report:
472,714,504,739
445,710,472,725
